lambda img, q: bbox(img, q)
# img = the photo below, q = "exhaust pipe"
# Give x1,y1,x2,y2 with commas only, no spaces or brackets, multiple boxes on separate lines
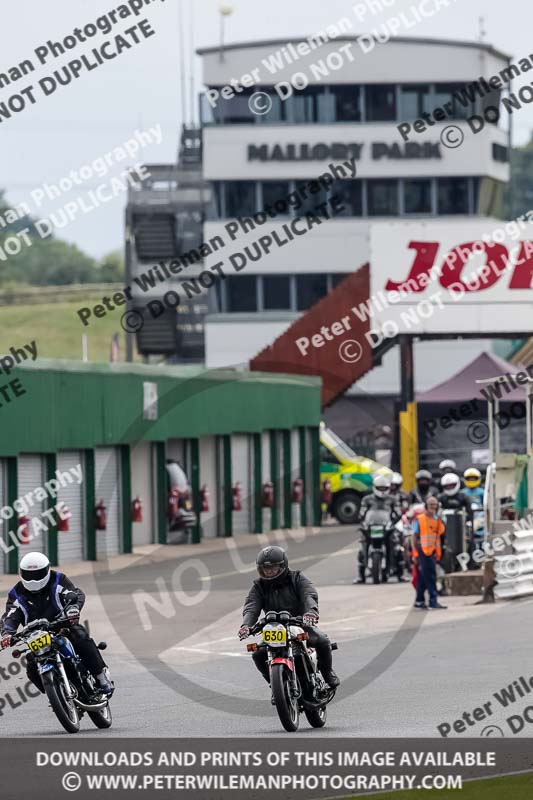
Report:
74,698,108,712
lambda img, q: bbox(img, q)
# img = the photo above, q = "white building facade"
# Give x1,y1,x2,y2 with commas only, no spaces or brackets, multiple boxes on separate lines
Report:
197,35,512,393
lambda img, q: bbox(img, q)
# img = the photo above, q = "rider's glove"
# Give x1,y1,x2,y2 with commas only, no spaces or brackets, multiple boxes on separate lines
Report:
65,606,80,625
1,633,12,649
303,613,319,627
238,625,250,640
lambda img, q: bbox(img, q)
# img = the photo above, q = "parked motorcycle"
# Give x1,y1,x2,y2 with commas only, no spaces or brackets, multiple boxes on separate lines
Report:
7,617,112,734
244,611,338,733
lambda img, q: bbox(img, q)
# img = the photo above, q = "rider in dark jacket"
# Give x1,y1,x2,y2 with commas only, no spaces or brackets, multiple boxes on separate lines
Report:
238,546,340,689
407,469,439,505
0,552,113,696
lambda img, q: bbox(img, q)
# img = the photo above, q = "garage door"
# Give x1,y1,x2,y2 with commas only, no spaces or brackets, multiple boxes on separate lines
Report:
0,459,6,573
291,429,301,528
232,435,252,535
57,452,84,564
131,441,154,547
261,431,271,532
95,448,121,557
17,455,46,562
199,436,218,538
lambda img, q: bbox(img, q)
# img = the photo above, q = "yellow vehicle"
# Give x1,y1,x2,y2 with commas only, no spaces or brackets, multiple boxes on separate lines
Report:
320,423,392,524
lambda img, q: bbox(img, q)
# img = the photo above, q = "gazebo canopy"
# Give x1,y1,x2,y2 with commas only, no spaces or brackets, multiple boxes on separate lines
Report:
417,351,526,403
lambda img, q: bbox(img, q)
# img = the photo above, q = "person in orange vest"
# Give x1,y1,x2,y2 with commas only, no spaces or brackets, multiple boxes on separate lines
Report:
412,495,447,610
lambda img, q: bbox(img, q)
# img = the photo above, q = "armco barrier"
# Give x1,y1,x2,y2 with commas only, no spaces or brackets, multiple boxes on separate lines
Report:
494,528,533,599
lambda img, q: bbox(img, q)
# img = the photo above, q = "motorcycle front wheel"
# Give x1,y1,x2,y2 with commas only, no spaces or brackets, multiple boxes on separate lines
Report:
271,664,299,732
371,550,381,584
42,671,80,734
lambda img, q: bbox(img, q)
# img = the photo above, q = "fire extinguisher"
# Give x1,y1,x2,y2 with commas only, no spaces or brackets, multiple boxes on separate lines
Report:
132,496,143,523
57,503,70,532
262,481,274,508
167,488,179,522
95,500,107,531
18,515,30,545
291,478,304,504
200,484,209,513
321,479,332,506
232,482,242,512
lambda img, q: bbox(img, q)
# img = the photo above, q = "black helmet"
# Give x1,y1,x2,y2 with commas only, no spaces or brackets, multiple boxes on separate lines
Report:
256,546,288,581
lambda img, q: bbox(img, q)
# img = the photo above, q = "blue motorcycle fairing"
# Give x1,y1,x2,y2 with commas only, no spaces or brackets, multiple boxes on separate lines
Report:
38,662,55,674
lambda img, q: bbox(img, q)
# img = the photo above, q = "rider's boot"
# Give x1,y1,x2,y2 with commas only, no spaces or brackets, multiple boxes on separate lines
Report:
96,669,114,696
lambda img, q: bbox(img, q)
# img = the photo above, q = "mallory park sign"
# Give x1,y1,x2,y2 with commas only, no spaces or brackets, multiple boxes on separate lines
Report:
247,142,441,162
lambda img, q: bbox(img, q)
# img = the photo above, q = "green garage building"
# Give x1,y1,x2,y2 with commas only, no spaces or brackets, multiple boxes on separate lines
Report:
0,360,322,574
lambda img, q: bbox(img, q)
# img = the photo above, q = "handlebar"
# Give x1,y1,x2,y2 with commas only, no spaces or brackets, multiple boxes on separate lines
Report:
249,612,303,636
10,617,71,645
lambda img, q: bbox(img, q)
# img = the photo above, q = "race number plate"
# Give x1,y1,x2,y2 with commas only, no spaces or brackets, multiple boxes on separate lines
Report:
370,526,384,538
262,628,286,644
28,632,52,652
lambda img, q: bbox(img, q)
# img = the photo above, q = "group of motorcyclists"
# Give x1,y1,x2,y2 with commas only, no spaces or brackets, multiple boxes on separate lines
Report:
355,460,486,585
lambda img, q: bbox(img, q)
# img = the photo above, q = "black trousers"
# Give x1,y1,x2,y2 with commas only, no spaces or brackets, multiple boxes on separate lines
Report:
252,626,333,683
26,624,106,693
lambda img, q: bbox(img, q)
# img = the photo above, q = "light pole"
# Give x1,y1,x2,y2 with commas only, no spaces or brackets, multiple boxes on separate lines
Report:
219,4,233,62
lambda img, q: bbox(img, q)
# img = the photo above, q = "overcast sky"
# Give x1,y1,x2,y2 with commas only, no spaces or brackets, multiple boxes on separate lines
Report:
1,0,531,260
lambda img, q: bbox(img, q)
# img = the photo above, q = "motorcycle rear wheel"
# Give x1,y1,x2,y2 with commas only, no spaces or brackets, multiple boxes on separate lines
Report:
43,671,80,734
271,664,299,732
371,551,381,584
304,704,327,728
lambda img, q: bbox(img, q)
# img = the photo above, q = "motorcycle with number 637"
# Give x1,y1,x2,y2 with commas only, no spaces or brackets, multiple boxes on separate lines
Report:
7,616,112,734
243,610,338,733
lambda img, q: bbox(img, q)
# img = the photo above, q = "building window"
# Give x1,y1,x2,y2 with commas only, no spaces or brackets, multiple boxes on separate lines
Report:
212,89,256,124
296,274,328,310
365,84,396,121
330,180,363,216
399,85,430,120
225,181,257,218
263,275,292,310
330,85,361,121
261,181,291,213
434,83,474,119
367,179,399,215
437,177,470,214
331,273,349,289
294,181,330,215
290,86,329,123
226,275,258,312
404,179,432,214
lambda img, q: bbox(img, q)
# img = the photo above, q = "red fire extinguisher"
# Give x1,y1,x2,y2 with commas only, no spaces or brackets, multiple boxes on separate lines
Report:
262,481,274,508
291,478,304,504
200,485,209,513
321,479,332,506
95,500,107,531
132,496,143,523
57,502,70,532
18,515,30,545
167,488,179,522
232,482,242,512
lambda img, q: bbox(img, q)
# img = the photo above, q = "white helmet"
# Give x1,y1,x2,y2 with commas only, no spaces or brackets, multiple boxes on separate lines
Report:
19,552,51,592
439,459,457,473
373,474,391,498
441,473,461,496
391,472,403,489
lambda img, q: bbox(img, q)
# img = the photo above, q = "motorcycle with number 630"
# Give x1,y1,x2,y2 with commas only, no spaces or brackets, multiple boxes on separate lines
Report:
7,616,112,734
244,610,338,733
